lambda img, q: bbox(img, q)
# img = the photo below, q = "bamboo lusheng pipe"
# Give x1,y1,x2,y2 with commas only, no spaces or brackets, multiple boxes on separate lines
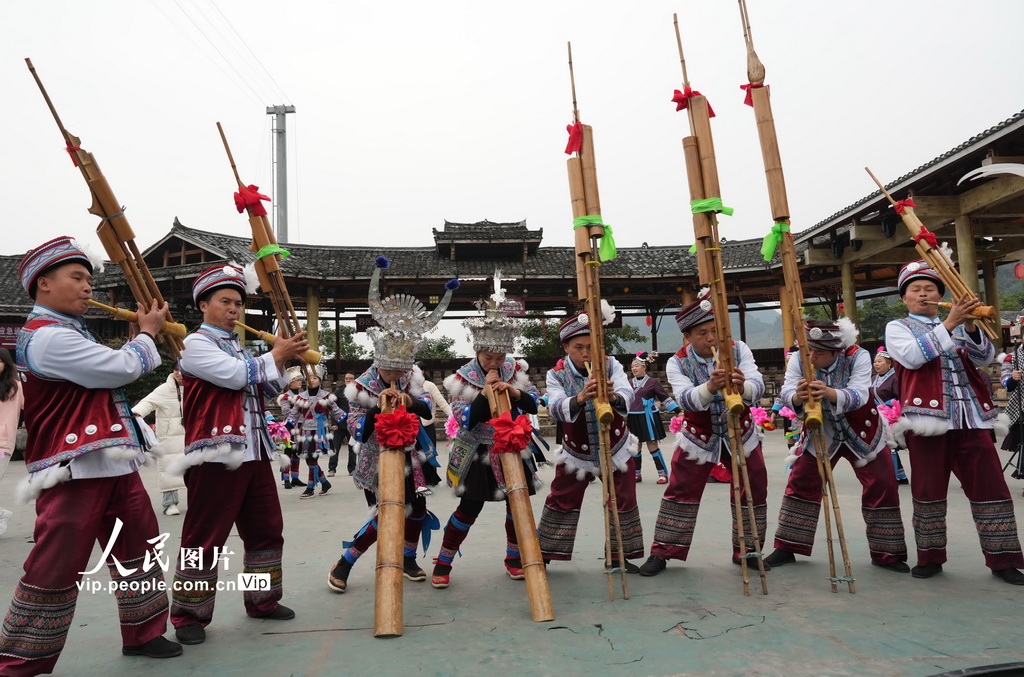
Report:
482,386,555,622
565,44,629,601
374,391,405,638
230,320,321,365
87,299,187,339
674,14,767,596
737,0,854,593
865,167,999,342
26,59,184,360
216,122,314,382
925,301,999,320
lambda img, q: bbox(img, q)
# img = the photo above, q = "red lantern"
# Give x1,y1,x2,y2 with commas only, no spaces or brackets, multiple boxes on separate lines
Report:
1015,263,1024,280
645,316,653,327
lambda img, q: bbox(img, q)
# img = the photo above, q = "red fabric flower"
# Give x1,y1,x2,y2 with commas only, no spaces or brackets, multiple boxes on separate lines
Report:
375,406,420,449
489,411,534,454
234,184,271,217
894,198,916,216
565,121,583,155
672,86,715,117
913,226,938,248
739,83,767,107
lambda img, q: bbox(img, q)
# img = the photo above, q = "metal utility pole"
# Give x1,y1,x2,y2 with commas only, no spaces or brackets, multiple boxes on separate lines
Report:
266,104,296,242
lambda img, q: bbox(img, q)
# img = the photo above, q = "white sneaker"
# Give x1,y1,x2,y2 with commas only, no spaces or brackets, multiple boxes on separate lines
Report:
164,504,181,516
0,508,13,536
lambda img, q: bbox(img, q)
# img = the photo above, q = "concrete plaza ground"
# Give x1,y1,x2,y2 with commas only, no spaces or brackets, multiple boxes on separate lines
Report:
1,431,1023,677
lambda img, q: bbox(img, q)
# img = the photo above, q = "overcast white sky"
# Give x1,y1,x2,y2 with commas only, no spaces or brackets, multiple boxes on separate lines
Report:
3,1,1022,356
4,0,1022,256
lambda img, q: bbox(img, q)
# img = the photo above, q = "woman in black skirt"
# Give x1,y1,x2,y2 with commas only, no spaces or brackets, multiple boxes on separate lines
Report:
627,352,680,484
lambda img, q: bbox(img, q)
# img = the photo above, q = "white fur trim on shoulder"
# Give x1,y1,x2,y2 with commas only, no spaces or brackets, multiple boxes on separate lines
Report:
15,464,72,504
408,365,426,398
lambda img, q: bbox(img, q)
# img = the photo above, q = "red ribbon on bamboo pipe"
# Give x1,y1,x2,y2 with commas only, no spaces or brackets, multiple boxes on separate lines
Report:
739,83,767,107
65,143,82,167
234,184,271,217
913,226,938,248
564,121,583,155
374,406,420,448
894,198,916,215
672,86,715,117
489,411,534,454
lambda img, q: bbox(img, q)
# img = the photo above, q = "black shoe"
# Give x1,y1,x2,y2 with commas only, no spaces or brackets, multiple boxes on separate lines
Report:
328,558,352,593
320,480,332,496
872,559,910,573
299,487,315,499
733,553,772,571
255,604,296,620
606,560,640,574
122,635,183,658
992,568,1024,585
638,555,667,577
174,624,205,645
403,556,426,581
911,562,943,579
283,481,291,489
897,478,909,485
290,478,306,488
764,549,796,568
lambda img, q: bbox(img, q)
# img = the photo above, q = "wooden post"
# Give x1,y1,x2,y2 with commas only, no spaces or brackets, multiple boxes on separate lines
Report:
841,263,859,325
954,215,979,293
649,307,658,352
982,260,1000,315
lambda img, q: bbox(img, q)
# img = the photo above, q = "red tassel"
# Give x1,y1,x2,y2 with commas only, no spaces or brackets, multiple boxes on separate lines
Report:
672,86,715,117
913,225,938,248
894,198,916,216
234,184,271,217
739,83,767,107
565,121,583,155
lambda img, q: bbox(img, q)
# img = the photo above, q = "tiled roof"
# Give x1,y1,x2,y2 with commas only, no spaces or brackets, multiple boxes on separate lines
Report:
432,219,542,241
0,256,32,316
795,109,1024,246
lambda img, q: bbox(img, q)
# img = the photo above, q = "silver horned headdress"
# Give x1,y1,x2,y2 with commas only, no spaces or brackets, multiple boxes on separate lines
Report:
368,256,459,371
465,269,520,355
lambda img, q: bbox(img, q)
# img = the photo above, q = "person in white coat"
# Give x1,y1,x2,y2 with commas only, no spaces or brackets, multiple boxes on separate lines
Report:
132,366,187,515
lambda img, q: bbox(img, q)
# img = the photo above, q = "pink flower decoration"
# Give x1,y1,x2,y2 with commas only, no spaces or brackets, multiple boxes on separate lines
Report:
445,415,460,439
669,415,685,434
267,421,291,443
778,407,797,420
750,406,769,427
877,401,901,424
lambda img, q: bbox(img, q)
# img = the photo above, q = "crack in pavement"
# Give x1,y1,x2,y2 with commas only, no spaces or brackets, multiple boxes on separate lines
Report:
594,623,618,651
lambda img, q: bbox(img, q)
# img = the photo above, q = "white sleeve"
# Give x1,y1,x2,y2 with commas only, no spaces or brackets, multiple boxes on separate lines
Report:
26,326,160,389
667,355,711,410
179,334,281,390
885,319,953,370
606,357,633,414
736,342,765,404
779,352,803,410
545,369,578,422
834,350,872,415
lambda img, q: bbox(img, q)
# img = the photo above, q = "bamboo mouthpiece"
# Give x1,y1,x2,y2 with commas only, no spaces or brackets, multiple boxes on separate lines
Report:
87,299,187,339
232,320,321,365
927,301,999,320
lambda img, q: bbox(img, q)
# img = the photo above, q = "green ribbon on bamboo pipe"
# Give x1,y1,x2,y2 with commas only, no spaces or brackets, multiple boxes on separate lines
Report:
573,215,617,261
256,244,291,260
760,222,791,262
690,197,734,216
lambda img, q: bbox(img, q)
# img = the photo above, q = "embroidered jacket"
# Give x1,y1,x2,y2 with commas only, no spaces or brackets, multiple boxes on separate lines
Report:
885,315,996,433
178,324,285,467
345,365,432,492
666,341,764,464
780,346,885,463
286,388,346,451
442,357,538,490
16,306,157,478
546,356,633,476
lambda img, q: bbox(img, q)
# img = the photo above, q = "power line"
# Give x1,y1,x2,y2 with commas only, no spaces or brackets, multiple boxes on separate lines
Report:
170,0,267,103
207,0,291,103
148,0,263,107
186,0,276,101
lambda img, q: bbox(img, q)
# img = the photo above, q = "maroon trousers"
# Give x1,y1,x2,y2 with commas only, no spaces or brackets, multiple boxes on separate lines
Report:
170,460,285,629
537,457,645,561
907,429,1024,570
773,445,907,564
0,473,168,677
650,444,768,560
